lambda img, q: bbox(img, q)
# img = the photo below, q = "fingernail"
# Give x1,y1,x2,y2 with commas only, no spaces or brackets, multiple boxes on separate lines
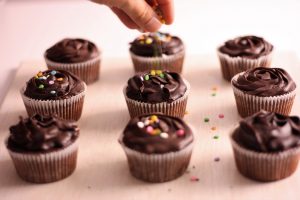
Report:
144,17,161,32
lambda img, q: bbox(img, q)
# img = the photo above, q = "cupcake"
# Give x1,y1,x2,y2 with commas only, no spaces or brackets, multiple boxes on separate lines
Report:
119,114,194,182
44,38,101,84
230,110,300,182
6,114,79,183
21,69,86,121
218,35,273,81
129,32,185,73
231,67,296,117
124,70,189,118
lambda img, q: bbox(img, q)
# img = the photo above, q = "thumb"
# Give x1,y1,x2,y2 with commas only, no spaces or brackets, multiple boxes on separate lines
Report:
117,0,162,32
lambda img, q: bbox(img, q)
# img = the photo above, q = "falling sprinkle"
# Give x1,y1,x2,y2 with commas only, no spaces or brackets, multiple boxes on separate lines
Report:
212,86,218,91
204,118,210,123
184,111,189,115
214,157,220,162
190,176,199,182
211,127,217,131
218,114,224,119
213,135,219,140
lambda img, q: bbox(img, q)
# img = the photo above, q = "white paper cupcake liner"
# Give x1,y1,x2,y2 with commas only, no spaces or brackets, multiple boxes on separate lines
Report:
44,54,101,85
21,83,87,121
7,140,79,183
230,132,300,182
231,73,296,118
119,136,194,183
130,49,185,73
123,80,190,118
217,50,273,81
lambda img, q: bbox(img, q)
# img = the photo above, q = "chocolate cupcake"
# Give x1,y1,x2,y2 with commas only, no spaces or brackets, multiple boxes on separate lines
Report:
120,114,194,182
218,35,273,81
124,70,189,118
6,114,79,183
130,32,185,73
231,67,296,117
44,38,101,84
21,69,86,121
230,110,300,182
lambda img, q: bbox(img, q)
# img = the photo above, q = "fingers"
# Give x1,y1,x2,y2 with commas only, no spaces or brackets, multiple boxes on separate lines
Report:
156,0,174,24
117,0,162,32
111,7,139,30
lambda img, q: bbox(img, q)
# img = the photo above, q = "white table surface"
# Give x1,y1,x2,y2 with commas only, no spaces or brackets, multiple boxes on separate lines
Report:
1,0,300,106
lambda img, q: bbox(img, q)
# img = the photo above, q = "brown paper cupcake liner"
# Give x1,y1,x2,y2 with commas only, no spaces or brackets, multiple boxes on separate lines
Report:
230,134,300,182
130,49,185,73
217,50,273,81
21,84,86,121
119,137,194,183
7,140,78,183
231,74,296,117
44,54,101,85
123,80,190,118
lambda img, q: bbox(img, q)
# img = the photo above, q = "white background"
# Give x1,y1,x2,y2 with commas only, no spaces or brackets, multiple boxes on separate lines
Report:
0,0,300,105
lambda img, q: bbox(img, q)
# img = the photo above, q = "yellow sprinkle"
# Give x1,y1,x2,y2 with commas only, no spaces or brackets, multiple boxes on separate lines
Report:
150,70,156,76
37,72,43,77
145,38,153,44
185,111,189,115
57,78,63,81
211,127,217,131
153,128,161,135
35,75,39,79
160,19,166,24
150,115,158,122
156,70,162,75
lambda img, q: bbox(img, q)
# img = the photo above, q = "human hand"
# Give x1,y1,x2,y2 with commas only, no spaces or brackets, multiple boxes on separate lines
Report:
90,0,174,32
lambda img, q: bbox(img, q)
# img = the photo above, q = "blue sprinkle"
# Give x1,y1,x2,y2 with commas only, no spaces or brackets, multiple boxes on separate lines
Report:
50,70,57,75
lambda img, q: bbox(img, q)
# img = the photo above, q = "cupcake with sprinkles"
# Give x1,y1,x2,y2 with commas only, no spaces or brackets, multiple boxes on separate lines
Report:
129,32,185,73
21,69,86,121
124,70,189,118
44,38,101,84
217,35,273,81
231,67,296,117
120,114,194,182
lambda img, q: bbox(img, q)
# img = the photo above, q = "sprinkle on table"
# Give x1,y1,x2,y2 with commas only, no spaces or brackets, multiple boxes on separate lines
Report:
204,117,210,123
211,127,217,131
212,86,218,91
214,157,220,162
218,114,224,119
190,176,199,182
211,93,217,97
213,135,219,140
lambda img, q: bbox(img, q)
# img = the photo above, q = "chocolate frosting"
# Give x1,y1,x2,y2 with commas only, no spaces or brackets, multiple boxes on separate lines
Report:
233,110,300,152
122,114,193,154
126,70,187,103
130,32,184,57
45,38,99,63
24,70,85,100
232,67,296,97
7,114,79,153
219,35,273,59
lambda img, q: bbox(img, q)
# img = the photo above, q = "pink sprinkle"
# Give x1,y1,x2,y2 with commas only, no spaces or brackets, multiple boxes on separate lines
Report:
146,126,153,133
218,114,224,119
190,176,199,182
176,129,185,137
49,80,54,85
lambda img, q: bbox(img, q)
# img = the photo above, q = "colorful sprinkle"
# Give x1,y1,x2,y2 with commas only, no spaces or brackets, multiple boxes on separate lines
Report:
150,115,158,122
37,71,43,77
57,78,63,81
144,75,150,81
153,128,161,135
213,135,219,140
140,40,145,44
218,114,224,119
145,38,153,44
212,86,218,91
50,90,56,95
184,111,189,115
176,129,185,137
49,80,54,85
35,75,39,79
214,157,220,162
39,76,46,80
160,84,164,89
140,76,144,81
50,70,57,75
211,127,217,131
38,84,44,89
150,70,156,76
144,120,150,126
146,126,154,133
190,176,199,182
137,121,144,128
156,70,162,75
204,118,210,123
160,132,169,139
159,73,165,78
211,93,217,97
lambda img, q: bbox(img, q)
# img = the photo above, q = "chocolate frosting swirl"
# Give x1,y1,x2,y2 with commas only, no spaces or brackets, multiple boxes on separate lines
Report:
45,38,99,63
219,35,273,59
24,70,85,100
126,70,187,103
122,114,193,154
232,67,296,97
130,32,184,57
7,114,79,152
233,110,300,152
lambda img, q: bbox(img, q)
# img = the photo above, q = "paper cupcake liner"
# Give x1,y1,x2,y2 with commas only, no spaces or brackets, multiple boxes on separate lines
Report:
7,140,78,183
231,75,296,117
130,49,185,73
21,84,86,121
44,54,101,85
217,50,273,81
123,80,190,118
119,137,194,183
230,133,300,182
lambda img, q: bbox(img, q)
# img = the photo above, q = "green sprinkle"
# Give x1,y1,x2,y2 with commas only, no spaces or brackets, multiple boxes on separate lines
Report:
204,118,209,123
159,73,165,78
213,135,219,140
211,93,216,97
144,75,150,81
38,84,44,89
